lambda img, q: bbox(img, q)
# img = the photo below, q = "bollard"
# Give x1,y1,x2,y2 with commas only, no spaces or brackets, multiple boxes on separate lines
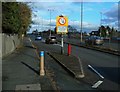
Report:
68,44,71,56
39,51,45,76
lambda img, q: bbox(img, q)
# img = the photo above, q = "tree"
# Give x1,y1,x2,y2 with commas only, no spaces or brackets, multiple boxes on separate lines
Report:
2,2,31,37
18,3,31,35
98,25,106,37
54,27,57,34
110,27,118,37
106,26,111,37
2,2,21,34
83,31,87,36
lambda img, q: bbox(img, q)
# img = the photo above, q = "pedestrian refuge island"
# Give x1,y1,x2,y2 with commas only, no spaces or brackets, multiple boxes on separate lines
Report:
48,52,85,78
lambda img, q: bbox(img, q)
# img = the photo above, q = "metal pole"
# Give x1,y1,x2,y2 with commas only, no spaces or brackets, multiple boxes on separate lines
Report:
42,18,43,31
48,9,54,37
80,0,83,42
50,10,51,36
42,18,43,37
73,20,74,33
100,12,102,37
61,34,64,54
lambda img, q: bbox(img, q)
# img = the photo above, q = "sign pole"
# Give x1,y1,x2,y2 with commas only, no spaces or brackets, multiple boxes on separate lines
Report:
61,34,64,54
56,15,68,54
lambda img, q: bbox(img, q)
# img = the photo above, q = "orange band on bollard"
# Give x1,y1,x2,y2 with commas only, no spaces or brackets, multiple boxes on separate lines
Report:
40,51,45,76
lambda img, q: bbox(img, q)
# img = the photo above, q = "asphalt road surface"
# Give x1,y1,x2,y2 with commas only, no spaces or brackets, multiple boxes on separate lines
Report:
30,35,119,91
63,37,119,51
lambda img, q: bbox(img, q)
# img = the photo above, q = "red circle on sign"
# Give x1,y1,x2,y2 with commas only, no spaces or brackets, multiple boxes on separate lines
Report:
58,17,66,25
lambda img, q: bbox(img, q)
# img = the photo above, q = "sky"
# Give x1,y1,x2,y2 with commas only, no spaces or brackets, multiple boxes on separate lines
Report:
16,0,119,33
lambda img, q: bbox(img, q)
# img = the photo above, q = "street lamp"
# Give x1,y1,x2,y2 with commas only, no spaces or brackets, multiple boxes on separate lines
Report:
100,12,103,37
80,0,83,42
48,9,54,36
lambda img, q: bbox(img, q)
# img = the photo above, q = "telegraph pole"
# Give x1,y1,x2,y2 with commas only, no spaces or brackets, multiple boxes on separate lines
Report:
48,9,54,36
80,0,83,42
100,12,102,38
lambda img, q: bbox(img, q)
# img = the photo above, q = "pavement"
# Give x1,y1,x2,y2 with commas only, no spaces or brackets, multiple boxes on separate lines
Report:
2,37,55,91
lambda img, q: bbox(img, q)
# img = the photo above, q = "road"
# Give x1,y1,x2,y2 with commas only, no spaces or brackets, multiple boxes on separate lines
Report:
30,35,119,90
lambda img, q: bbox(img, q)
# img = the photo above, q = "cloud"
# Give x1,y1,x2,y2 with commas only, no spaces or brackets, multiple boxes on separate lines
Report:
102,3,118,22
31,16,98,33
101,3,119,30
102,18,117,24
20,1,119,33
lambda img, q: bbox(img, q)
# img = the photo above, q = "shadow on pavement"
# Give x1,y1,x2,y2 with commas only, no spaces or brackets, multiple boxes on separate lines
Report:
17,47,39,60
21,61,39,75
25,46,36,49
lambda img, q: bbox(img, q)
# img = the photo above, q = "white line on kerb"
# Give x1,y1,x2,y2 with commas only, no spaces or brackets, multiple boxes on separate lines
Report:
77,57,85,78
88,65,104,79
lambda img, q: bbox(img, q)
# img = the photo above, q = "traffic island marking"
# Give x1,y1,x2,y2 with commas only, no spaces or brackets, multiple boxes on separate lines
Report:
47,52,85,78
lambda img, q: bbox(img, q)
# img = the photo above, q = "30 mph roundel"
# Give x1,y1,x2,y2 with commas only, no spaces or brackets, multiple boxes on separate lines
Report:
58,17,66,25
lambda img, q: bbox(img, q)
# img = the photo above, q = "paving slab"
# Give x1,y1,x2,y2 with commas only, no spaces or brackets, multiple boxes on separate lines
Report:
15,84,41,90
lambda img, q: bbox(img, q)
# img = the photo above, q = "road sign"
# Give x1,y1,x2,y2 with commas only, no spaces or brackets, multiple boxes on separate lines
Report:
59,17,66,25
56,16,68,34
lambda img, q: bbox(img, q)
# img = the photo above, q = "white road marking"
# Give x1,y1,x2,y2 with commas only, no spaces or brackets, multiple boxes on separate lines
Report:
92,80,103,88
41,39,45,43
77,57,85,78
54,44,62,46
88,65,104,79
29,38,32,42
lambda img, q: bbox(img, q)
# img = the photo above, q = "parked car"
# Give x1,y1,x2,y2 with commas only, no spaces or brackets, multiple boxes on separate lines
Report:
45,36,57,44
85,36,104,45
35,35,42,40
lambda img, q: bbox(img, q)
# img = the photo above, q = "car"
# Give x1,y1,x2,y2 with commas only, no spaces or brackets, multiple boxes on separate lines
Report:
35,35,42,40
45,36,57,44
85,36,104,45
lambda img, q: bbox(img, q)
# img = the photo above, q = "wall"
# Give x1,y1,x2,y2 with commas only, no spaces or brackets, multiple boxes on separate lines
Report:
0,33,21,58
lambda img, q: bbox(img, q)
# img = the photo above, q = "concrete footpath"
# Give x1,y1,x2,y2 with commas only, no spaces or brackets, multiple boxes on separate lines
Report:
2,37,55,91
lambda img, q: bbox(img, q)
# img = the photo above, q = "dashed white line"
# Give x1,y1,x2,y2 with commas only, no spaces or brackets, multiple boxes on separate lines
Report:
88,65,104,79
92,80,103,88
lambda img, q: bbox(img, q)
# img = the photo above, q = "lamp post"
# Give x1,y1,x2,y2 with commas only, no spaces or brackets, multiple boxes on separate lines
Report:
72,20,75,33
41,18,43,37
80,0,83,42
48,9,54,36
100,12,103,38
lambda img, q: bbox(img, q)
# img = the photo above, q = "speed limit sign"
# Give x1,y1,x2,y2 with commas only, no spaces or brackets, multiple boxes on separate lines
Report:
58,17,66,25
56,16,68,34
